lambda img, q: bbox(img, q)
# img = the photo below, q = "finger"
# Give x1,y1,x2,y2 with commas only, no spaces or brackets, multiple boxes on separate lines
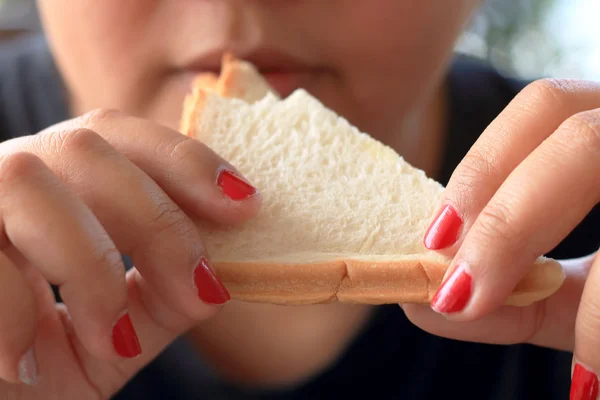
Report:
42,108,261,225
424,79,600,253
403,254,592,350
0,152,133,360
403,303,544,345
571,252,600,400
0,252,38,385
430,108,600,318
22,128,230,318
46,267,222,398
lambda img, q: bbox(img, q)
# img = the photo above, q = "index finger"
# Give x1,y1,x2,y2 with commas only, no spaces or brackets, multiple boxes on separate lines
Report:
424,79,600,253
42,109,261,226
430,108,600,319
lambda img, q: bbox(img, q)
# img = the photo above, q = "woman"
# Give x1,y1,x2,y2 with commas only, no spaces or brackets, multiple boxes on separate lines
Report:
0,1,598,399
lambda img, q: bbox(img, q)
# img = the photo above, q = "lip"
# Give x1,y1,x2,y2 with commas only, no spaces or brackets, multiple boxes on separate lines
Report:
261,70,322,98
180,48,329,97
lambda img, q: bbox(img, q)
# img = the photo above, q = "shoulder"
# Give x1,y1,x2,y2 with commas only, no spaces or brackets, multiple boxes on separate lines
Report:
0,34,69,140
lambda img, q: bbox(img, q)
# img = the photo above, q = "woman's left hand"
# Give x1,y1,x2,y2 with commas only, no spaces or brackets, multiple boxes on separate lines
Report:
402,78,600,398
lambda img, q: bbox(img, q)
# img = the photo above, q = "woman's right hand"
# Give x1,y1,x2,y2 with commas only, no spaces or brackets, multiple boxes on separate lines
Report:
0,109,261,399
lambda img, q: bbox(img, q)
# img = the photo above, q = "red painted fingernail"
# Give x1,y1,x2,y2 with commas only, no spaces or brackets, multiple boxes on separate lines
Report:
424,204,463,250
571,363,599,400
112,313,142,358
217,169,257,201
431,263,472,313
194,258,230,305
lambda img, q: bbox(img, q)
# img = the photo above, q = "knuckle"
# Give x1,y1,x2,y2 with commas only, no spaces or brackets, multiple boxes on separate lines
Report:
58,128,103,152
450,147,497,200
95,245,125,273
79,107,123,127
161,135,201,164
461,147,497,179
525,78,573,106
40,128,104,158
0,152,44,183
159,137,218,179
149,200,197,239
475,201,524,244
563,111,600,153
82,244,126,289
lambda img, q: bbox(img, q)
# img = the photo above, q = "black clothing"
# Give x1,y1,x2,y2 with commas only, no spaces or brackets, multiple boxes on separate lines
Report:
1,35,597,399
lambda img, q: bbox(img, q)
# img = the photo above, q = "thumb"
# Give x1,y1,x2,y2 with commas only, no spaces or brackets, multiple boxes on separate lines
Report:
403,253,595,350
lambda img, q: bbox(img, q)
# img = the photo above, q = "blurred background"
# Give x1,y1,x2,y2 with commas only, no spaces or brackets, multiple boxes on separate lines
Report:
0,0,597,80
456,0,600,80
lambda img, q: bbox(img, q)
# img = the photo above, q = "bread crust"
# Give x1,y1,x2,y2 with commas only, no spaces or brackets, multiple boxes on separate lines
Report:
179,54,567,307
211,257,565,307
179,52,277,135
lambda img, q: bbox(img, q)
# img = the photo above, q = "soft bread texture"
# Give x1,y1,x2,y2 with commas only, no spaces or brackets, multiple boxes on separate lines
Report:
217,53,279,102
180,54,277,137
180,57,565,306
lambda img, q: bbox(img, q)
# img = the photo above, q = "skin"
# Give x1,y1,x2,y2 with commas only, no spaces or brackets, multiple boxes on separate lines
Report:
404,79,600,370
0,1,594,399
39,0,470,175
37,0,475,387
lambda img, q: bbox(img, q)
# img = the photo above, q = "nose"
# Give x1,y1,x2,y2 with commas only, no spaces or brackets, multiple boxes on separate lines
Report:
222,0,264,54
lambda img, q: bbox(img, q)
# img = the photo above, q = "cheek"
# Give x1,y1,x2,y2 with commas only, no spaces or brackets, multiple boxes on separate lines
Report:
332,1,473,80
39,0,150,73
38,0,168,114
311,0,475,132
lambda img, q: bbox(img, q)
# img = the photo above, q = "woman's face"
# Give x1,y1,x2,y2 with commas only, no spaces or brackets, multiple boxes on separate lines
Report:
38,0,478,136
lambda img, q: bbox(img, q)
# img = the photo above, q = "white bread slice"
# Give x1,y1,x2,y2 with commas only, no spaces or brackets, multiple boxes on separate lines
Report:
180,62,565,307
216,53,279,102
180,53,278,137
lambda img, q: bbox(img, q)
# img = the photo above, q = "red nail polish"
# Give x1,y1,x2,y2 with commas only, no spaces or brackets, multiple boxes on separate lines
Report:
571,363,599,400
194,258,230,305
217,169,257,201
112,313,142,358
424,204,463,250
430,263,472,313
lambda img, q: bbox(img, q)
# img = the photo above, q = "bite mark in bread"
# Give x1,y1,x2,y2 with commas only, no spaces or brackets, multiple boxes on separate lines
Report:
180,53,277,135
179,54,566,307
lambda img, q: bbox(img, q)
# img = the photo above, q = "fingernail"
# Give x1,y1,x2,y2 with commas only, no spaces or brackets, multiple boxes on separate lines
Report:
112,313,142,358
424,204,463,250
216,169,257,201
571,363,599,400
194,258,230,305
18,346,39,386
431,262,472,313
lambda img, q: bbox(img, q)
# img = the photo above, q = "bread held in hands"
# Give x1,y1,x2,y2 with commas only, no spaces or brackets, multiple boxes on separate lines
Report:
180,55,565,306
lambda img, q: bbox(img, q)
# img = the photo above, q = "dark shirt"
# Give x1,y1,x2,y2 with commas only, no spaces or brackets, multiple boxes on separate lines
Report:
1,35,598,400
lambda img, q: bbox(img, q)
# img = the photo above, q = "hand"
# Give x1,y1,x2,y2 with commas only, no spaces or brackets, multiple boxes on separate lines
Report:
402,79,600,397
0,109,261,399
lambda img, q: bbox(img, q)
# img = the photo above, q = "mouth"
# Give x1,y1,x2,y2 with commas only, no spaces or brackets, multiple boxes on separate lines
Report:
180,49,330,97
